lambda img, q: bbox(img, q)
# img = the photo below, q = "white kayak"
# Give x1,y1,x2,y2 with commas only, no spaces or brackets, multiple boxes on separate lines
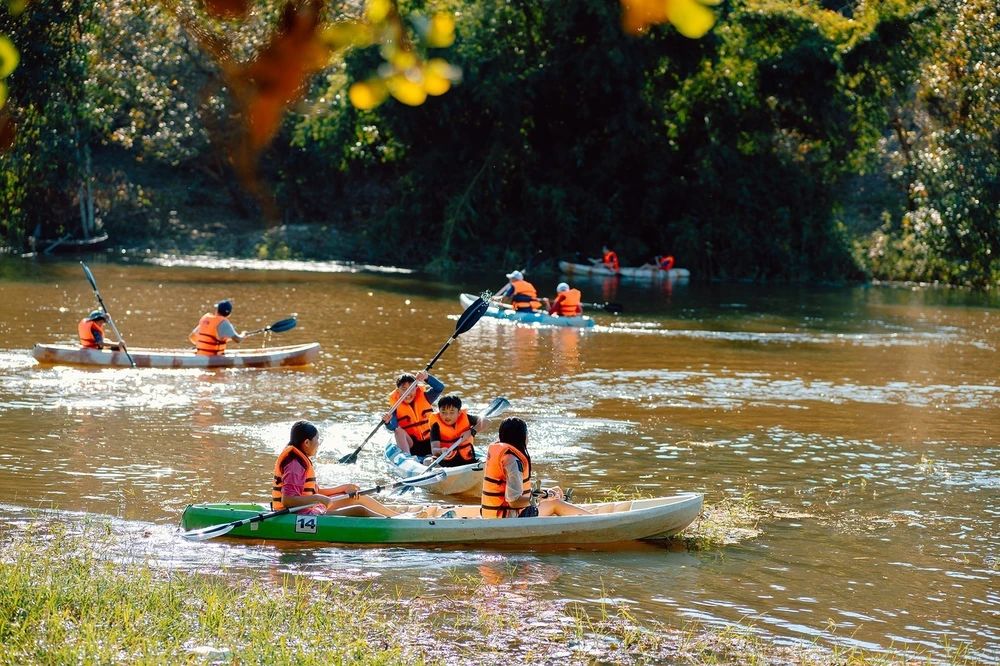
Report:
459,293,595,328
559,261,690,280
32,342,321,368
384,441,484,496
180,493,704,545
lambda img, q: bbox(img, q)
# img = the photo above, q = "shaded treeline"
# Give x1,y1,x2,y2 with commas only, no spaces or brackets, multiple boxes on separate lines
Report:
0,0,996,284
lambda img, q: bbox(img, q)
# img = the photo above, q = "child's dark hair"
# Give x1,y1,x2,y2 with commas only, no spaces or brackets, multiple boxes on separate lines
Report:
437,394,462,410
497,417,530,468
289,420,318,449
396,373,416,388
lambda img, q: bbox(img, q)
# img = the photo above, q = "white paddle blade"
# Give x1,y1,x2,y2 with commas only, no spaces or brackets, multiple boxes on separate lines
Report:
181,522,237,542
399,469,447,487
483,397,510,417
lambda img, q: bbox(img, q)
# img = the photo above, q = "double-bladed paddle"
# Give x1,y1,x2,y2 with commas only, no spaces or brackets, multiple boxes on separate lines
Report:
180,469,448,542
583,301,623,314
81,262,136,369
394,396,511,495
337,294,491,465
244,317,297,337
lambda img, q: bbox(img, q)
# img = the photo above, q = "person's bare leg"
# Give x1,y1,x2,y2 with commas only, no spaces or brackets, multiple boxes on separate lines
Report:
537,499,592,517
327,495,399,517
394,428,413,455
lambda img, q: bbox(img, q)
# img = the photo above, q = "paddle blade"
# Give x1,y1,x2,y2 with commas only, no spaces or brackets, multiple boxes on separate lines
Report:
80,262,98,292
453,296,488,337
398,469,447,488
483,397,511,418
603,302,623,314
268,317,297,333
181,522,237,542
338,449,360,465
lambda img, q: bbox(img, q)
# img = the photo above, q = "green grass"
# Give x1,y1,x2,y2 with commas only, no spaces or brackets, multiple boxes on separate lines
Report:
0,513,983,666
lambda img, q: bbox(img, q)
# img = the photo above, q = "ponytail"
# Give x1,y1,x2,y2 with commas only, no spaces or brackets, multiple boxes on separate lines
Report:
497,417,531,469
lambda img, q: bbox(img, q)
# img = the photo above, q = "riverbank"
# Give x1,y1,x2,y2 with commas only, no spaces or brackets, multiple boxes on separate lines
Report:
0,503,978,666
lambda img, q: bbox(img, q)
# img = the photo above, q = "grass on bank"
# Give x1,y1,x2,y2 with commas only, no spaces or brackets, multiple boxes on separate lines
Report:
0,514,983,666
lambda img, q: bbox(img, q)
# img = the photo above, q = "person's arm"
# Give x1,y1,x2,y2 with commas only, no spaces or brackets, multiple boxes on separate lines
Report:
279,461,327,509
429,422,443,455
423,373,445,404
189,326,199,346
93,327,104,347
503,455,528,506
383,410,399,431
216,319,246,343
548,293,564,315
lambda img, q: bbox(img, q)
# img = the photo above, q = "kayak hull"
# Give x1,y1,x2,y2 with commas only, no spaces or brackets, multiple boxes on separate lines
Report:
32,342,321,368
559,261,690,280
459,293,594,328
179,493,704,545
384,441,484,496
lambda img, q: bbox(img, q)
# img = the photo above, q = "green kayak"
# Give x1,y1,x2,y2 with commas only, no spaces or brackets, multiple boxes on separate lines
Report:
180,494,703,546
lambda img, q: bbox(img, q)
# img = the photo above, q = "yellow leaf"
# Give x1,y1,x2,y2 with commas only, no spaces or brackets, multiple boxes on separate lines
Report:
427,58,462,82
423,73,451,96
0,36,19,79
389,50,417,70
366,0,391,23
0,80,6,109
349,79,389,110
386,73,427,106
426,13,455,48
664,0,716,38
8,0,26,14
322,22,373,49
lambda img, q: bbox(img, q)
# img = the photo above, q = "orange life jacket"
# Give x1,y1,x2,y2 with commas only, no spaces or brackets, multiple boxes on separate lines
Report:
390,385,435,443
78,319,103,349
659,255,675,271
195,313,229,355
481,441,532,518
510,280,541,311
271,445,318,510
554,288,582,316
432,410,475,464
603,251,619,271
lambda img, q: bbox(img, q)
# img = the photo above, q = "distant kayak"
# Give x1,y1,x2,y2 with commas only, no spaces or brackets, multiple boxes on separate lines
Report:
32,342,320,368
459,293,595,328
179,493,704,545
384,441,484,496
559,261,690,280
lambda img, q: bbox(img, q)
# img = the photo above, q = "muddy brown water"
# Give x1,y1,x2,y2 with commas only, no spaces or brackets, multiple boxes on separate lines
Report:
1,256,998,662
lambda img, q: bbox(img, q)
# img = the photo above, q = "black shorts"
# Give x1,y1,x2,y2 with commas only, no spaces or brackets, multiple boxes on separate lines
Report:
439,455,476,468
410,438,432,457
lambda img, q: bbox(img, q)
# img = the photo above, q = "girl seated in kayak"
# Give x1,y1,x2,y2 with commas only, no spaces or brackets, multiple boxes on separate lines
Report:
429,394,492,467
481,417,592,518
273,420,398,517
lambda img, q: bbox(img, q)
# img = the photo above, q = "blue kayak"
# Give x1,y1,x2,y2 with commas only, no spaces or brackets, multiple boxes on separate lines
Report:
459,293,595,328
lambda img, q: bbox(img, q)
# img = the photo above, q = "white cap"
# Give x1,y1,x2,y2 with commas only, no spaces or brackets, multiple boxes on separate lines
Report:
506,270,524,281
556,282,569,292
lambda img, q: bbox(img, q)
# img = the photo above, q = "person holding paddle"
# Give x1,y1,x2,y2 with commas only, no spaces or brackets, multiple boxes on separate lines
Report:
496,270,542,312
273,420,399,518
384,370,445,458
543,282,583,317
78,310,121,350
481,417,591,519
189,300,247,355
428,395,492,468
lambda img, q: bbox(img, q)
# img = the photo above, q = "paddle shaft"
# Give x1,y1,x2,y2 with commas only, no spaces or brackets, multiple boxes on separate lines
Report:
81,262,136,369
244,318,296,337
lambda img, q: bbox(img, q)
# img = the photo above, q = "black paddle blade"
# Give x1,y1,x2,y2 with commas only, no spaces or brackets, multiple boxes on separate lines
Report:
81,262,98,291
268,317,297,333
338,450,359,465
453,296,488,337
603,302,623,314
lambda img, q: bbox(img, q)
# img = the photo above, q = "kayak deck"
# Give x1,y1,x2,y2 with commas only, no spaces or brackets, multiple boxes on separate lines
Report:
384,441,484,496
180,494,704,545
32,342,321,368
459,293,594,328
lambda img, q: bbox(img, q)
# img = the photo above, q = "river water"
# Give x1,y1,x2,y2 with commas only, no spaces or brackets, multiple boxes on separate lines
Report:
0,256,997,662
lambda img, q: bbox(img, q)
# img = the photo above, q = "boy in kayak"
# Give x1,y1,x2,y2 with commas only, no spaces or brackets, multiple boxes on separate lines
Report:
273,420,398,517
496,270,542,312
384,370,445,458
544,282,583,316
640,254,675,271
78,310,120,350
189,299,247,355
481,417,591,518
428,395,493,467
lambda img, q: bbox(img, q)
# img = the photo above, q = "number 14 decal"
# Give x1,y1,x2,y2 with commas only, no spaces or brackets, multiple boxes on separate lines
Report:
295,515,318,533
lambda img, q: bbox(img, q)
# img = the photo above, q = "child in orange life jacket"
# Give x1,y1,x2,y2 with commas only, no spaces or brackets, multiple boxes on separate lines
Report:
543,282,583,316
429,395,493,468
497,270,542,311
481,417,592,519
189,299,247,356
383,370,445,458
273,420,398,517
78,310,120,349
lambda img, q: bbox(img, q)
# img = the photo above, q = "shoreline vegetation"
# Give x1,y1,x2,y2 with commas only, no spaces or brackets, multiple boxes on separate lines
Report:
0,501,979,665
1,0,997,286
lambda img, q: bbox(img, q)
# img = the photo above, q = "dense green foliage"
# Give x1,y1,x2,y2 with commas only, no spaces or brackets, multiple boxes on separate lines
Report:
1,0,997,284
